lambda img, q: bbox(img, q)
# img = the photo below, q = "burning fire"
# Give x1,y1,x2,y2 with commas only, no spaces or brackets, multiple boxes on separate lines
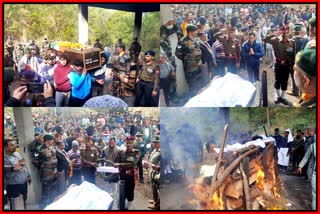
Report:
191,184,224,210
273,187,281,198
256,167,265,190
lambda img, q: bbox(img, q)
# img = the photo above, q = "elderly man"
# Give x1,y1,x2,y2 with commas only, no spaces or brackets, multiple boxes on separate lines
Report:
293,49,316,107
4,139,31,210
67,140,82,185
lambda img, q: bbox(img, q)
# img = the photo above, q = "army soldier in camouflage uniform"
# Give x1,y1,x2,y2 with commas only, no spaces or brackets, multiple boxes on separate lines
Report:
114,136,140,210
110,44,132,104
134,50,160,107
160,20,180,103
38,134,58,209
222,28,241,74
129,37,141,66
134,132,147,183
176,24,202,99
293,49,316,107
144,135,160,210
271,28,295,105
80,140,99,184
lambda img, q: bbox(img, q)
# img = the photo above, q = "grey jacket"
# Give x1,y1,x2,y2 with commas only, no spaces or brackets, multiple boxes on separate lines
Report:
4,152,30,185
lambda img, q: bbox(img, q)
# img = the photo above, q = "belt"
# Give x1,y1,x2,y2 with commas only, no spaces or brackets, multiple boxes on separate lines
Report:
140,79,153,84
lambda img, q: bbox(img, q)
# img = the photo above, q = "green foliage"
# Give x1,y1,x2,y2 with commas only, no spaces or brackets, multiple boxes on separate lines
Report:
4,4,159,53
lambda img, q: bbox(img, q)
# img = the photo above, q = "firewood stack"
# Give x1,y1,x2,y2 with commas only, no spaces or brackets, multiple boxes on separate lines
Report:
191,125,285,210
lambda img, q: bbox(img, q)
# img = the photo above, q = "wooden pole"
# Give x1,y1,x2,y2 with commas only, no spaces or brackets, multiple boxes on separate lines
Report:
211,124,229,187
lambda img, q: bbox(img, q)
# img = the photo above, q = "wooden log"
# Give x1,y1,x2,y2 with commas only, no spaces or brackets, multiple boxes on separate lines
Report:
225,179,243,199
211,124,229,187
240,162,251,210
226,196,244,210
210,147,260,195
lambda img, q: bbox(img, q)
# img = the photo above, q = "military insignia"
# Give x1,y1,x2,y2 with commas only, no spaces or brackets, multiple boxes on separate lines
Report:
147,68,153,74
156,70,160,74
295,51,301,64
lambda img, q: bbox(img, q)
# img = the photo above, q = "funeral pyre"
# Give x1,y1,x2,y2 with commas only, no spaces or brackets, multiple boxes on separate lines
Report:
189,125,286,210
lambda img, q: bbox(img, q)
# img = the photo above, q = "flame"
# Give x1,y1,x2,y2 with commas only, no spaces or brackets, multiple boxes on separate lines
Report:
191,184,224,210
273,187,281,198
256,167,265,190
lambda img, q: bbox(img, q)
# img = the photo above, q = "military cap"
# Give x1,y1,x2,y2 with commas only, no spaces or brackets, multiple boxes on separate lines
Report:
294,25,302,32
308,17,316,27
295,49,316,76
7,41,14,46
145,50,155,56
126,135,135,142
236,23,242,28
136,132,143,137
186,24,198,33
152,135,160,143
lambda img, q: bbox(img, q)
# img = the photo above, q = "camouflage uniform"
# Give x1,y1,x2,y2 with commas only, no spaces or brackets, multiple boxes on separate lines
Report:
160,24,178,68
117,148,140,202
178,36,202,97
38,144,58,208
149,146,160,208
129,38,141,65
80,147,99,184
112,53,131,98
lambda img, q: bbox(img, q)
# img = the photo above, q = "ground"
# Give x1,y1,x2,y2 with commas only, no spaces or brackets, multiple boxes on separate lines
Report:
160,151,312,210
161,56,300,107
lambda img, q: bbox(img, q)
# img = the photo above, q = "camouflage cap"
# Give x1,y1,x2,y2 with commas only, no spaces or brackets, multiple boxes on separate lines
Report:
236,23,242,28
186,24,198,33
295,48,316,76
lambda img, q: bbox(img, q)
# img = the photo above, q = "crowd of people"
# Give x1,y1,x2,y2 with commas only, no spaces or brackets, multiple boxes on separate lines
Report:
273,127,316,210
4,109,160,210
4,37,160,107
160,4,316,106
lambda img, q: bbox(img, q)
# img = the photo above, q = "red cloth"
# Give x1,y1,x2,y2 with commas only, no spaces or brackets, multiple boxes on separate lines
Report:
54,62,72,92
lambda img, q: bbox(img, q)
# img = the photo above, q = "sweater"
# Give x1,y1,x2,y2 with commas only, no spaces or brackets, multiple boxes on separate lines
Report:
68,70,91,99
54,62,72,92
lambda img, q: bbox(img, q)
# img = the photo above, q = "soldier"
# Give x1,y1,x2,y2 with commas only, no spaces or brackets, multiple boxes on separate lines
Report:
114,136,140,210
94,39,104,51
143,135,160,210
80,140,99,184
293,49,316,107
129,37,141,66
271,27,295,105
160,20,178,68
288,24,309,97
134,132,147,183
134,50,160,107
176,24,202,99
223,27,241,74
110,43,131,104
38,134,58,208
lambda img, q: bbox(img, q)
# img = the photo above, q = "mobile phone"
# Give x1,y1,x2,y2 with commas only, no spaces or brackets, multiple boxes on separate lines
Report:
26,82,44,93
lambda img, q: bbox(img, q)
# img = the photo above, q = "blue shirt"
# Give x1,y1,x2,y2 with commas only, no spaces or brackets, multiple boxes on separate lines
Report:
68,70,91,99
241,40,264,65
